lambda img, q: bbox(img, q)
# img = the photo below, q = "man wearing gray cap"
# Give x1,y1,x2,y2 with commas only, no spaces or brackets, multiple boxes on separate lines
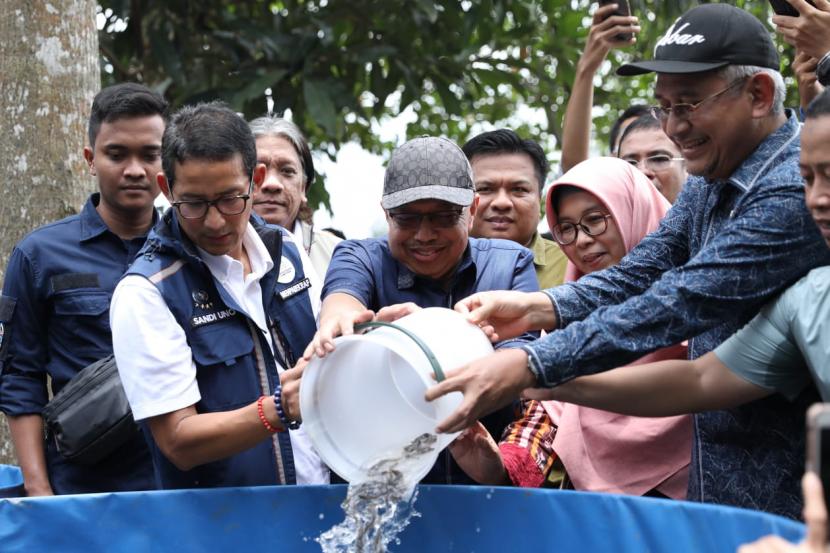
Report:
427,4,830,518
306,136,539,484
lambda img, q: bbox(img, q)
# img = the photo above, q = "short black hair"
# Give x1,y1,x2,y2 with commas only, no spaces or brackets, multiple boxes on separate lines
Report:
608,105,652,155
87,83,168,147
805,89,830,120
462,129,549,194
617,113,663,154
162,102,257,189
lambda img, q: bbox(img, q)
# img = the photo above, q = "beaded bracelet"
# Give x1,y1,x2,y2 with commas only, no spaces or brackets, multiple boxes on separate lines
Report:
274,385,301,430
256,395,279,434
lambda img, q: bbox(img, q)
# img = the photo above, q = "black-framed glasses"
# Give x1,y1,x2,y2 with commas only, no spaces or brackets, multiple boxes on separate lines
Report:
388,209,464,231
171,177,254,220
622,155,685,172
551,210,613,246
651,79,747,122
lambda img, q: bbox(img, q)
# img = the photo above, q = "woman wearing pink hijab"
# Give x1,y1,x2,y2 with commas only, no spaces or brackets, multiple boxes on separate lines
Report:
451,157,692,498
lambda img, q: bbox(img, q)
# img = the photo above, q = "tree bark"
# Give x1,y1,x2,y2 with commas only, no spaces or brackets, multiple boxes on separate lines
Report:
0,0,100,465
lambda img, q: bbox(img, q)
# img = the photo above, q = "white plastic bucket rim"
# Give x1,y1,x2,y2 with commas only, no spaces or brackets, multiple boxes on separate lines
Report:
300,307,494,483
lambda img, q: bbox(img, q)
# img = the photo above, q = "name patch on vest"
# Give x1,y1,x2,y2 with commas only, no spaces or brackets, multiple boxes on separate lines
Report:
278,277,311,300
191,308,237,328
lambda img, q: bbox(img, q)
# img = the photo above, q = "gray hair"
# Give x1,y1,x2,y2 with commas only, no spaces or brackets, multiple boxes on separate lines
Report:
248,115,314,187
716,65,786,115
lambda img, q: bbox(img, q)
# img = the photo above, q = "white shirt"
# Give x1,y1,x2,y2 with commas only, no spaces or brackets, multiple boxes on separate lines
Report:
111,223,328,484
285,223,322,320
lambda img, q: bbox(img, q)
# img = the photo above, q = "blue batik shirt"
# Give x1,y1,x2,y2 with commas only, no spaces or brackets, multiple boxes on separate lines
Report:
524,111,830,519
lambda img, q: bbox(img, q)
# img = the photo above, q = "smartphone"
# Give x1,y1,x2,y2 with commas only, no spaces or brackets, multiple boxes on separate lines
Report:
769,0,816,16
597,0,633,42
806,403,830,519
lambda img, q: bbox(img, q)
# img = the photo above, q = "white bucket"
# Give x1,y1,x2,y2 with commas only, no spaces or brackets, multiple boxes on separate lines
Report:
300,307,494,484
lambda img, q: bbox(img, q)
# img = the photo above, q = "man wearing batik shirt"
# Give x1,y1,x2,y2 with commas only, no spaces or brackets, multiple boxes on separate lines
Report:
428,4,830,519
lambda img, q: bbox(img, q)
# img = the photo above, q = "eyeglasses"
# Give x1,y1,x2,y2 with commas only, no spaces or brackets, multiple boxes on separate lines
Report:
622,155,685,172
551,210,613,246
171,177,254,220
388,209,464,231
651,79,747,122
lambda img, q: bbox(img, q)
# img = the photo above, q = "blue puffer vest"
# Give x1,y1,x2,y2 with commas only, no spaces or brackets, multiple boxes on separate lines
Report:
126,211,317,489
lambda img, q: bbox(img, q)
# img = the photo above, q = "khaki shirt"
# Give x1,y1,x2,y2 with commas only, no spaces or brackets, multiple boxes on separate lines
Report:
529,232,568,289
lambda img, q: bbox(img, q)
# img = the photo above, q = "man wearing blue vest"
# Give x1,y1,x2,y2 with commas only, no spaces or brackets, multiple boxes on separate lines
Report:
110,102,327,488
306,136,540,484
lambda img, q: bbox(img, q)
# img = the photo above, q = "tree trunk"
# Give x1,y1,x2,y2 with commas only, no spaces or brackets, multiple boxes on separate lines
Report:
0,0,100,465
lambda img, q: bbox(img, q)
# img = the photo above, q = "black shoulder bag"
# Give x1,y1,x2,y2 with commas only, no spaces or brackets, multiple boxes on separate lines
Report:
41,355,140,465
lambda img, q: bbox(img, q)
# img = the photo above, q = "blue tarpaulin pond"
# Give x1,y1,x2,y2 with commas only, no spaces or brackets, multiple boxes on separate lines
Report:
0,465,805,552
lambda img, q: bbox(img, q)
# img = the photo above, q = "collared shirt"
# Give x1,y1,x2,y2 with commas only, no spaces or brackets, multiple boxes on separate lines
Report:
112,223,329,485
523,112,830,517
322,235,540,484
0,194,153,410
528,232,568,289
0,193,155,493
322,236,540,349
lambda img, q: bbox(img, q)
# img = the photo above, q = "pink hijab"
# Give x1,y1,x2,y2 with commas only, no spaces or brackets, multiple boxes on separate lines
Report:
546,156,671,281
542,157,692,498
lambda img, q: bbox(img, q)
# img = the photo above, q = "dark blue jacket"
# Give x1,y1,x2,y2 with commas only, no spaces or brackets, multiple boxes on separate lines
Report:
323,236,540,484
126,211,317,489
0,194,155,494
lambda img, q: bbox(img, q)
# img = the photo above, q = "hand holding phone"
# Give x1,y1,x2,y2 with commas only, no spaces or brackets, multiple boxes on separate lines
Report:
597,0,634,42
771,0,830,67
769,0,817,17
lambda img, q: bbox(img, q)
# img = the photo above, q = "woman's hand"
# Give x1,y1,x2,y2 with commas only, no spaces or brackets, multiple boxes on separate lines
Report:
448,421,511,486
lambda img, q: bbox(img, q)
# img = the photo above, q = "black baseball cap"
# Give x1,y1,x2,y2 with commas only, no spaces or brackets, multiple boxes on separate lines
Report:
617,4,779,76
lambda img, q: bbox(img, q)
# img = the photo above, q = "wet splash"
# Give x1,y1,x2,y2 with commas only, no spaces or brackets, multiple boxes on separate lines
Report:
317,433,438,552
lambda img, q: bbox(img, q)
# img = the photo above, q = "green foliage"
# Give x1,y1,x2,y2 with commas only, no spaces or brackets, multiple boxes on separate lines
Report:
97,0,802,211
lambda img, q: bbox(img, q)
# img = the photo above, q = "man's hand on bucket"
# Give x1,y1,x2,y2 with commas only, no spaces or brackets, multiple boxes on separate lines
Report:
454,291,557,343
448,421,511,486
280,359,306,422
425,348,536,434
304,307,375,360
375,302,421,322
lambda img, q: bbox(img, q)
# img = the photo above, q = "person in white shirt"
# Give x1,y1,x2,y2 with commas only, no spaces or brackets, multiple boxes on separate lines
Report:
111,101,327,488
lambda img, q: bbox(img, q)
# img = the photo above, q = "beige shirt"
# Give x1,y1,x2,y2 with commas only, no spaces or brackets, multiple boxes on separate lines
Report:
529,232,568,289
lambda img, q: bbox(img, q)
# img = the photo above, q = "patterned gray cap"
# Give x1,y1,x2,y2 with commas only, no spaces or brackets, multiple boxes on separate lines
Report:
381,136,475,210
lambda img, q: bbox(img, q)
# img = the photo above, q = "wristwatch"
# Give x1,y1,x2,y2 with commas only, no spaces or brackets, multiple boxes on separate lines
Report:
818,51,830,88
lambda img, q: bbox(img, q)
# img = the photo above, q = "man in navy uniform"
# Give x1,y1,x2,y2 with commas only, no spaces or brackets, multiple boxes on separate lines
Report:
111,102,327,488
0,83,166,495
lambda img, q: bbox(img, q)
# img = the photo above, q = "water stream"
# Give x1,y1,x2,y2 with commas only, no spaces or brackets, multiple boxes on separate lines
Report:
317,433,438,552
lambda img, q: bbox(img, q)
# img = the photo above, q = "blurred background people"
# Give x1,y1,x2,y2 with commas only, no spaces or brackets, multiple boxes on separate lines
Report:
617,114,686,204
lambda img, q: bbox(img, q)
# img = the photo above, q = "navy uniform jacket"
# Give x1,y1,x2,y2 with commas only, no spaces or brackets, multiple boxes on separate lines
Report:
124,211,317,488
323,236,540,484
0,194,155,494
